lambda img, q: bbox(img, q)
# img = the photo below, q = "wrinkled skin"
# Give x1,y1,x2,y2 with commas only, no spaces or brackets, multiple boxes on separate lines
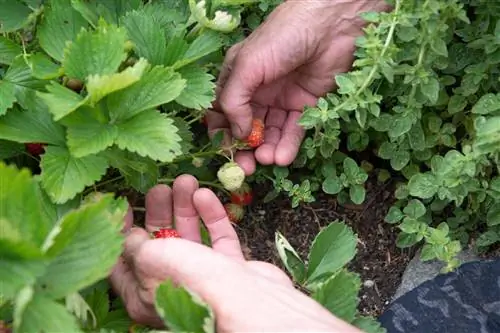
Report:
109,175,362,332
208,0,390,175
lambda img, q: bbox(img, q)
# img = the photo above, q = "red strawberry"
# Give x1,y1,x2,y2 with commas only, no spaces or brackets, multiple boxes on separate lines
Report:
25,143,45,156
230,183,253,206
245,119,264,148
224,203,244,223
152,228,181,239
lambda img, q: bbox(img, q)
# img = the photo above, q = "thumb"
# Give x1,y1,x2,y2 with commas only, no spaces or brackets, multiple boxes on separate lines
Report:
135,239,246,303
218,49,260,139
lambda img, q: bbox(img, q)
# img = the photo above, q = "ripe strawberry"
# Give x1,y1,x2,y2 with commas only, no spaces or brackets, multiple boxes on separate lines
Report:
25,143,45,156
224,203,244,223
230,183,253,206
217,161,245,191
245,118,265,148
152,228,181,239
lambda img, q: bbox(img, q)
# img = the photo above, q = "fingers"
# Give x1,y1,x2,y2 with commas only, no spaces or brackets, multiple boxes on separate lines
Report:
122,227,150,265
193,188,244,260
254,107,287,165
275,111,305,166
234,150,256,176
145,184,173,232
172,175,201,243
122,204,134,233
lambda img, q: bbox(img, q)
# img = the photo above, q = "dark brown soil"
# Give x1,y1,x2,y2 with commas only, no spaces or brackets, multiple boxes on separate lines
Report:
234,177,414,318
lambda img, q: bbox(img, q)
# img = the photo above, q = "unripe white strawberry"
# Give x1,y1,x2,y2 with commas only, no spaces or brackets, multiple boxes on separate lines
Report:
217,162,245,191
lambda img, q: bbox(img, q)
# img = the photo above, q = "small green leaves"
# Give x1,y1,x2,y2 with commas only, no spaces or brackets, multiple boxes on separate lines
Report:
62,22,128,81
155,279,215,333
385,206,404,224
408,173,439,199
403,199,426,219
471,93,500,115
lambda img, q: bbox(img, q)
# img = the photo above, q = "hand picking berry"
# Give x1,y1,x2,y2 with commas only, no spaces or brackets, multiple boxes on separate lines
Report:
245,118,265,148
25,143,46,156
217,161,245,191
224,203,244,223
230,183,253,206
152,228,181,239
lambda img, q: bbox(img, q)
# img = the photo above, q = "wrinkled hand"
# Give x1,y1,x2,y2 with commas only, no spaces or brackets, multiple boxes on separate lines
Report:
109,175,361,332
209,0,389,175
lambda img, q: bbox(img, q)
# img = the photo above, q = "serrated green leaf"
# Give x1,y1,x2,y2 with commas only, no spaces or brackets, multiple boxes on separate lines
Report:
408,173,439,199
335,74,356,94
108,66,186,121
175,65,215,110
403,199,426,219
86,58,149,105
15,291,82,332
0,36,22,65
0,105,66,146
171,117,193,154
115,109,182,162
0,0,33,33
155,279,215,333
103,148,159,193
306,222,357,284
352,316,386,333
37,0,89,62
40,146,108,203
349,184,366,204
385,206,404,224
64,107,118,157
26,53,61,80
174,31,223,68
275,231,306,283
312,270,360,322
121,10,167,65
322,176,343,195
63,23,127,81
0,257,46,300
36,194,126,299
71,0,142,26
37,82,86,120
0,80,16,116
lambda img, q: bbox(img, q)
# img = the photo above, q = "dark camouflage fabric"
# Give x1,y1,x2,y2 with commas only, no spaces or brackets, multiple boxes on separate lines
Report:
379,259,500,333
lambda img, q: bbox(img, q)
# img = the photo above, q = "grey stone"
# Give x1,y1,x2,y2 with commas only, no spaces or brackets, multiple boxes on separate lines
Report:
392,249,480,301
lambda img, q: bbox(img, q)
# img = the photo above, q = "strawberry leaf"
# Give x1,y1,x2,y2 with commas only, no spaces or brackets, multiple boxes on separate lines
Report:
37,0,88,62
62,22,127,81
306,221,357,285
0,0,34,33
121,10,167,65
0,80,16,116
25,53,61,80
40,146,108,203
312,270,361,323
36,194,126,299
173,31,223,69
107,66,186,121
155,279,215,333
0,105,66,146
0,36,22,65
71,0,143,26
275,231,306,284
14,291,81,332
37,82,86,121
175,65,216,110
115,109,182,162
86,57,149,105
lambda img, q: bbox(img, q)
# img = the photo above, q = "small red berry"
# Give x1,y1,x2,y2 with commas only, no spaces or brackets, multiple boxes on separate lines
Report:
245,119,265,148
152,228,181,239
25,143,45,156
230,183,253,206
224,203,245,223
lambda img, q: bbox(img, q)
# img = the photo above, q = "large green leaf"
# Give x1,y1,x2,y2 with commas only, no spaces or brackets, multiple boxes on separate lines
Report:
0,36,22,65
25,53,61,80
71,0,143,26
0,105,66,146
37,82,86,120
37,0,89,62
0,0,33,33
62,22,128,81
0,80,16,116
175,65,215,110
306,222,357,284
14,291,82,332
121,10,167,65
107,66,186,121
312,270,361,323
0,258,46,300
115,109,182,162
173,31,223,68
40,146,109,203
155,279,215,333
36,194,126,299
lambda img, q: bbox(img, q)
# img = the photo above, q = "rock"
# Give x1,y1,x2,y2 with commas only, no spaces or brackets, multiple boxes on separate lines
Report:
363,280,375,288
392,248,480,300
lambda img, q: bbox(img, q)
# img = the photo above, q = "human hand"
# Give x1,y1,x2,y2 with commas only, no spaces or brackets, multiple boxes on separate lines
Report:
109,174,362,332
208,0,390,175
